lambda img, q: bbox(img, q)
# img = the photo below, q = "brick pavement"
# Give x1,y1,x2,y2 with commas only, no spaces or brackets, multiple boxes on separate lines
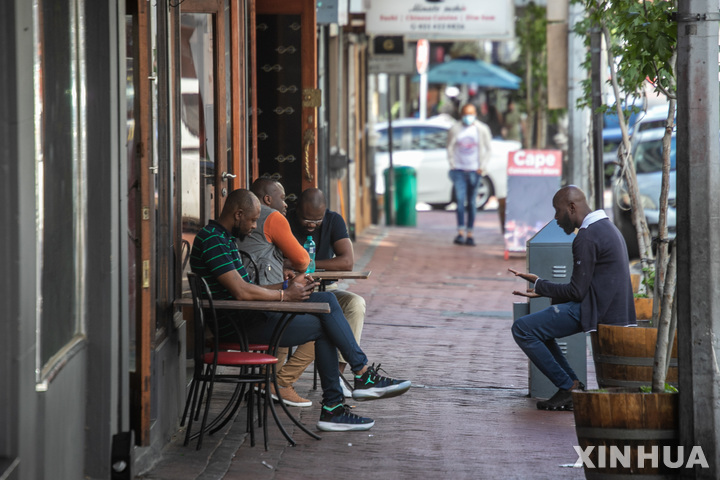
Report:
139,208,592,480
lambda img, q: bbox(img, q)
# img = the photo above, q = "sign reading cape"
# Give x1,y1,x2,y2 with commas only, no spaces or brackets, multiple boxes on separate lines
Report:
504,150,563,254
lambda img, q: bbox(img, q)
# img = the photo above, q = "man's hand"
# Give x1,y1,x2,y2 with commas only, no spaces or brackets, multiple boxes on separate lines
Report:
512,288,542,299
508,268,539,284
282,274,318,302
508,268,542,298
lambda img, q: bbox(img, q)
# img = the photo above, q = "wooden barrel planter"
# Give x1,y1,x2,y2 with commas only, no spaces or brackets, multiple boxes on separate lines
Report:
572,389,679,478
634,297,654,320
591,324,678,389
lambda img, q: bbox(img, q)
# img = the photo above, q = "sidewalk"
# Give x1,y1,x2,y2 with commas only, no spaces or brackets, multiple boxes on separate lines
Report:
138,208,590,480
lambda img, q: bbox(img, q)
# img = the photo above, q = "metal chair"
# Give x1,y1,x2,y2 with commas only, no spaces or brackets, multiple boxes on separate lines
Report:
182,273,280,450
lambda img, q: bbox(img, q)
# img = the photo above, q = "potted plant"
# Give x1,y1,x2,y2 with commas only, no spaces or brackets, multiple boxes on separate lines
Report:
572,1,680,476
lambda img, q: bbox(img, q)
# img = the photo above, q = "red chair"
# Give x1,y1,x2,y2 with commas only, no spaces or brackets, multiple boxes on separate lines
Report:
182,273,280,450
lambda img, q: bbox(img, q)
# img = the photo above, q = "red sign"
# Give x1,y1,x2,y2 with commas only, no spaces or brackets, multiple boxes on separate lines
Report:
416,39,429,74
507,150,563,177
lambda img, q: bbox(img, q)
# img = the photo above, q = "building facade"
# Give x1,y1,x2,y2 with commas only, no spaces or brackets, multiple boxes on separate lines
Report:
0,0,370,478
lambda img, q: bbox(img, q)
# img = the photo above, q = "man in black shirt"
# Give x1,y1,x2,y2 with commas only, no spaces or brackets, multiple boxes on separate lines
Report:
282,188,366,398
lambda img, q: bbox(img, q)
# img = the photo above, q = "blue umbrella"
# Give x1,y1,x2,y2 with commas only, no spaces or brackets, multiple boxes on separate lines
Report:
414,59,521,90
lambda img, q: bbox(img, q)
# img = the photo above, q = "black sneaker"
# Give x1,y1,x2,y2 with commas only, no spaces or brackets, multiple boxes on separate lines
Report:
352,364,411,401
316,403,374,432
465,236,476,246
536,381,585,411
453,234,465,245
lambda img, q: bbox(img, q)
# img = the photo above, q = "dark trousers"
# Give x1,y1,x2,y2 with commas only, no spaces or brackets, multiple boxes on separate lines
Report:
245,291,367,406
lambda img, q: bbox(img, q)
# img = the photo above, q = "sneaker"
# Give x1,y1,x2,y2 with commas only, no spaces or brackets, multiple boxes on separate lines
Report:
268,383,312,408
536,381,585,411
316,403,374,432
339,375,353,398
352,364,411,401
465,236,476,246
453,234,465,245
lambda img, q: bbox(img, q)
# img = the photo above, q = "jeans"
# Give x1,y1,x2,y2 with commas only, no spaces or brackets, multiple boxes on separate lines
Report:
511,302,582,390
275,288,366,387
449,169,480,231
244,291,367,406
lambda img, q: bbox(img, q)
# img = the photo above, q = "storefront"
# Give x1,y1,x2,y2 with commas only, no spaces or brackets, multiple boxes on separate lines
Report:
1,0,371,478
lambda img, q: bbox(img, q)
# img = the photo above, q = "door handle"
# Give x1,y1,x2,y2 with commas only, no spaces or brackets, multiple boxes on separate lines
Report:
222,171,237,181
303,129,315,181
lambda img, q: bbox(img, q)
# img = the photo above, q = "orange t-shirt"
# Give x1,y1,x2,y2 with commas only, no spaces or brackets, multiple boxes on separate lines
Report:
263,211,310,271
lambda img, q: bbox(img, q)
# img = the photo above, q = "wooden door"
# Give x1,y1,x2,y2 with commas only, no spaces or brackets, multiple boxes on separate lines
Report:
252,0,318,201
128,0,155,446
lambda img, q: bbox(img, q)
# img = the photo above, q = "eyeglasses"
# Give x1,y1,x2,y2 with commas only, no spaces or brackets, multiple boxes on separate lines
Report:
301,218,323,227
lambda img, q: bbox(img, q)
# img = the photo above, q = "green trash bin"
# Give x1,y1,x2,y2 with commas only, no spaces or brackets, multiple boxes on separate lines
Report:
384,166,417,226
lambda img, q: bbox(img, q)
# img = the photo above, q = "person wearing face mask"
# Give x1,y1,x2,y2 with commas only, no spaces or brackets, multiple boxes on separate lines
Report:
446,103,493,246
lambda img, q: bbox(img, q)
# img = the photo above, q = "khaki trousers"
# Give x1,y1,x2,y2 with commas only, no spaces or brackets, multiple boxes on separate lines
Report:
276,287,365,387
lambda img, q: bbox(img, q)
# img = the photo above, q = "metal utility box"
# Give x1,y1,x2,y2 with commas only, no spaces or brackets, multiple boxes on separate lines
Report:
515,219,587,399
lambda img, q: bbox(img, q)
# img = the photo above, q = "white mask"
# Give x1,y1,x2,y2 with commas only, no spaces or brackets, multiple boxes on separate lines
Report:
462,115,476,126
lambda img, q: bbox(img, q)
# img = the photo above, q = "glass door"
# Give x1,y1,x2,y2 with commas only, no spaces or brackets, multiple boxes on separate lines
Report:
180,12,217,259
178,0,229,290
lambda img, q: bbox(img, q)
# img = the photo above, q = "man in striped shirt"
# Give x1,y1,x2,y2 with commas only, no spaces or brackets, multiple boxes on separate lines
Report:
190,188,410,432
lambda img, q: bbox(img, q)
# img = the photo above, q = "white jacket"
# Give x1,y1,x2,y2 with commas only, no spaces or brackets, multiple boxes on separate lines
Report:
446,120,492,171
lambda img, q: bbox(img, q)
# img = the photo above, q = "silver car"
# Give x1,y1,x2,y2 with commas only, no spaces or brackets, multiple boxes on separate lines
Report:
373,116,521,209
611,126,676,258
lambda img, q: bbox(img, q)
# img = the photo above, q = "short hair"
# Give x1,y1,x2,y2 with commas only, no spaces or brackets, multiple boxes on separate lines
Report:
222,189,258,216
461,103,477,114
250,177,280,199
298,188,326,211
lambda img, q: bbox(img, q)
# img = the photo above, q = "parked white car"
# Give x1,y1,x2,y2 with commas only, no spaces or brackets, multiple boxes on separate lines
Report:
373,116,521,209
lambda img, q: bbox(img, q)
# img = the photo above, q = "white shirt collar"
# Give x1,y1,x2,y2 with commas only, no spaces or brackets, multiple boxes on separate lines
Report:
580,210,608,230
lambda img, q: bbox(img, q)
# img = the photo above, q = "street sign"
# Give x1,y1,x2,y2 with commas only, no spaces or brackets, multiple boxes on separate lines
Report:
373,36,404,55
416,39,429,74
504,150,563,254
368,41,415,75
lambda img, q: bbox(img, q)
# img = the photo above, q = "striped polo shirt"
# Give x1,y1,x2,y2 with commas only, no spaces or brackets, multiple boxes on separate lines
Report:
189,220,253,300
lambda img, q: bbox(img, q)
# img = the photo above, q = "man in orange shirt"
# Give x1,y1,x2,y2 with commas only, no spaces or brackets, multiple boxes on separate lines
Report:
236,178,309,284
235,178,314,406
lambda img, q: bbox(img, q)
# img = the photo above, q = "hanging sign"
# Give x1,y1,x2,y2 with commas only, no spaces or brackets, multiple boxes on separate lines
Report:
364,0,514,40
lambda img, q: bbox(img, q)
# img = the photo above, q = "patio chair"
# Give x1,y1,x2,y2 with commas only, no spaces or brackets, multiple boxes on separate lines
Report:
182,273,280,450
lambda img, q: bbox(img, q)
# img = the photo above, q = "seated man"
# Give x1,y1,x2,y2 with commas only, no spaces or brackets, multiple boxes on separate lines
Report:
235,177,313,407
509,186,636,411
236,177,309,286
277,188,366,399
190,188,410,431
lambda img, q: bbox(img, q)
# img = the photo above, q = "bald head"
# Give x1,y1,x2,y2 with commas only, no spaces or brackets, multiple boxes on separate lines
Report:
296,188,327,234
553,186,592,235
298,188,326,211
553,186,588,209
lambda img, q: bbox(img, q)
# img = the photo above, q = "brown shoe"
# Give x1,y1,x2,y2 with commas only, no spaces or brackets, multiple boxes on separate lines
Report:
268,383,312,407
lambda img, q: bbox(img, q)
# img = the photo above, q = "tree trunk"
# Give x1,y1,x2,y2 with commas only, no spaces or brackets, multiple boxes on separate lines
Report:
652,59,677,321
652,243,677,392
601,25,654,277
